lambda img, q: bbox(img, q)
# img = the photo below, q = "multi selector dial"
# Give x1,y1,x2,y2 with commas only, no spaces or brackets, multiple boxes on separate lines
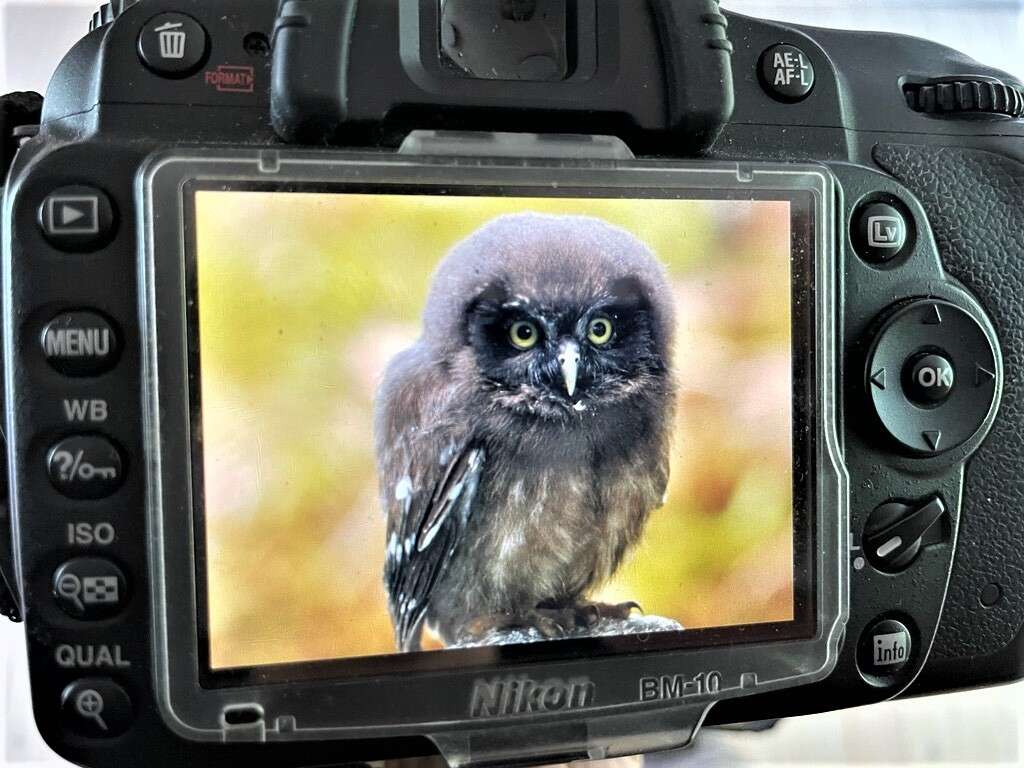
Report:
865,299,1000,456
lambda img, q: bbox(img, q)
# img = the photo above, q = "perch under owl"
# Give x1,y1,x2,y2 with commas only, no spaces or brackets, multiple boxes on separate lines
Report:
375,213,676,651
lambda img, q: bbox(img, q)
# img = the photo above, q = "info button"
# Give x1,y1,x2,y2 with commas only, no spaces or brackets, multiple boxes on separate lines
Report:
41,311,120,376
857,617,914,685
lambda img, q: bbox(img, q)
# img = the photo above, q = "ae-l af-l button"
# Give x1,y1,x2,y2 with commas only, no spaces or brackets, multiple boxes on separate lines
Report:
759,43,815,102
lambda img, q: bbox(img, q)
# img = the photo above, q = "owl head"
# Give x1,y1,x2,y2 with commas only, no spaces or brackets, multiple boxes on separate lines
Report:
422,213,675,420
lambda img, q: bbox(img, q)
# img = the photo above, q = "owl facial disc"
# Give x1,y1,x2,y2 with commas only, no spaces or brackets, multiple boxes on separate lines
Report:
558,339,581,397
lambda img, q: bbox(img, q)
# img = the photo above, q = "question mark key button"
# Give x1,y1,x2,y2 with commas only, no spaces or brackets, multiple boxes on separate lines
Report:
52,558,128,620
47,435,125,500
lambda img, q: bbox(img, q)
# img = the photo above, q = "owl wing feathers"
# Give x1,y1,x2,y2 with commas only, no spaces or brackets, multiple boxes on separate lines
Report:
384,431,485,652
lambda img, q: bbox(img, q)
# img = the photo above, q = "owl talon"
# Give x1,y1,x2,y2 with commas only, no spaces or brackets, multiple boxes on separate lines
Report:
573,600,644,626
459,608,574,643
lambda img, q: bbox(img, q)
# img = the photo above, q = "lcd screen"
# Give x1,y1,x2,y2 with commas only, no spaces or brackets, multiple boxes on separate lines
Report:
187,186,815,681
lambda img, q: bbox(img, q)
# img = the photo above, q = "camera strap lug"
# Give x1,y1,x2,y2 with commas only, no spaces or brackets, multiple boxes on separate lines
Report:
397,131,635,160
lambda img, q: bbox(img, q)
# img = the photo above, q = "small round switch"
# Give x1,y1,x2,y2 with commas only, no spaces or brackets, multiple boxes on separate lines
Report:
864,496,947,573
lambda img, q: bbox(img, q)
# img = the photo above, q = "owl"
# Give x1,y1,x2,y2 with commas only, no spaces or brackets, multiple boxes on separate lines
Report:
375,212,676,651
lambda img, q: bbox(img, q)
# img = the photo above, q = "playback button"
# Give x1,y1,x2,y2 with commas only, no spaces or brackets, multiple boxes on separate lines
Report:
47,435,124,500
38,186,116,252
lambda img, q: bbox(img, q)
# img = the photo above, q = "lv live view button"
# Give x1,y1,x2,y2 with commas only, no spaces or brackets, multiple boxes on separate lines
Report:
853,201,913,264
38,186,116,252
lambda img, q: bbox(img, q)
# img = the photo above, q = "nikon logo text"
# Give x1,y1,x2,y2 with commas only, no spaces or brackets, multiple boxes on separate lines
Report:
469,676,595,717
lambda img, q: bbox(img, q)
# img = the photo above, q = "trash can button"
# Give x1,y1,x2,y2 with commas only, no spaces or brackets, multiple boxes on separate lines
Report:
137,12,209,78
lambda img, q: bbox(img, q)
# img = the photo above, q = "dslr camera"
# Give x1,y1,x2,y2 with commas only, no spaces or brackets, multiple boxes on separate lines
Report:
2,1,1023,766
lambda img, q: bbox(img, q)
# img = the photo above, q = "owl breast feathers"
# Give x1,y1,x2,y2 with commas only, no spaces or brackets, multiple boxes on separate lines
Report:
375,213,676,651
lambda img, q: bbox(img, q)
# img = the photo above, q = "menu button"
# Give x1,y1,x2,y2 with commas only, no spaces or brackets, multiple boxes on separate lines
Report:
41,311,120,376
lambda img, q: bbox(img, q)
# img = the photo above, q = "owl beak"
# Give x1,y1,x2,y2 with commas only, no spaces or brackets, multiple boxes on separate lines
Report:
558,339,581,398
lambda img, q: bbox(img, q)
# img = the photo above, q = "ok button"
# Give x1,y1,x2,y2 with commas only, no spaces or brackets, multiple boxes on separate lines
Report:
904,352,955,405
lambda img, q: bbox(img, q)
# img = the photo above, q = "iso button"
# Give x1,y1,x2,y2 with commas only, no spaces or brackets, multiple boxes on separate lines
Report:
41,311,120,377
47,436,125,500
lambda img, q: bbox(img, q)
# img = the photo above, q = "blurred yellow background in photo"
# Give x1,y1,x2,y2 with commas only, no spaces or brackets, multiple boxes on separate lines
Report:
194,191,794,670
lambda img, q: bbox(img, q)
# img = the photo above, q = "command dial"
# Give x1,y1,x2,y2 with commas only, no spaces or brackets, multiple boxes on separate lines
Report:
905,79,1024,118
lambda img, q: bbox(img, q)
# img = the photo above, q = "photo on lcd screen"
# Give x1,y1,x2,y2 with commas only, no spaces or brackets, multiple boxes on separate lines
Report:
192,190,796,671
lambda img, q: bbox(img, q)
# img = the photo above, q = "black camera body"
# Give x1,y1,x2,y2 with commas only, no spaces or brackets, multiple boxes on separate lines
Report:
1,2,1023,766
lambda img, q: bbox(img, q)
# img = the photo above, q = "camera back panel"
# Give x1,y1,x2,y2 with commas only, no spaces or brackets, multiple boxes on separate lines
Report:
1,1,1023,766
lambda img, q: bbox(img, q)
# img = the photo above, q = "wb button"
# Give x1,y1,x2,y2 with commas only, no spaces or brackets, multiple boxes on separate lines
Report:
858,618,914,684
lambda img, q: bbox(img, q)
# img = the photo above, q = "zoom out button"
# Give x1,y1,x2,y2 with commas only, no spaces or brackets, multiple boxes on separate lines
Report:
52,558,128,620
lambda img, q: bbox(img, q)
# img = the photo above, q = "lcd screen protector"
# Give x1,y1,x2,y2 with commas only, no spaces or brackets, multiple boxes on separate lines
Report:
189,189,812,678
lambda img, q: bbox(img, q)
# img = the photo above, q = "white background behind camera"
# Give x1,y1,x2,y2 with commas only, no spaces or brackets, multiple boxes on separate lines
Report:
0,1,1022,766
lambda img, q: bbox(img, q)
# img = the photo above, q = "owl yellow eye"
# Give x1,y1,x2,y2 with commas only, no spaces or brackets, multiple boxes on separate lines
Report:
587,316,614,346
509,321,539,350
